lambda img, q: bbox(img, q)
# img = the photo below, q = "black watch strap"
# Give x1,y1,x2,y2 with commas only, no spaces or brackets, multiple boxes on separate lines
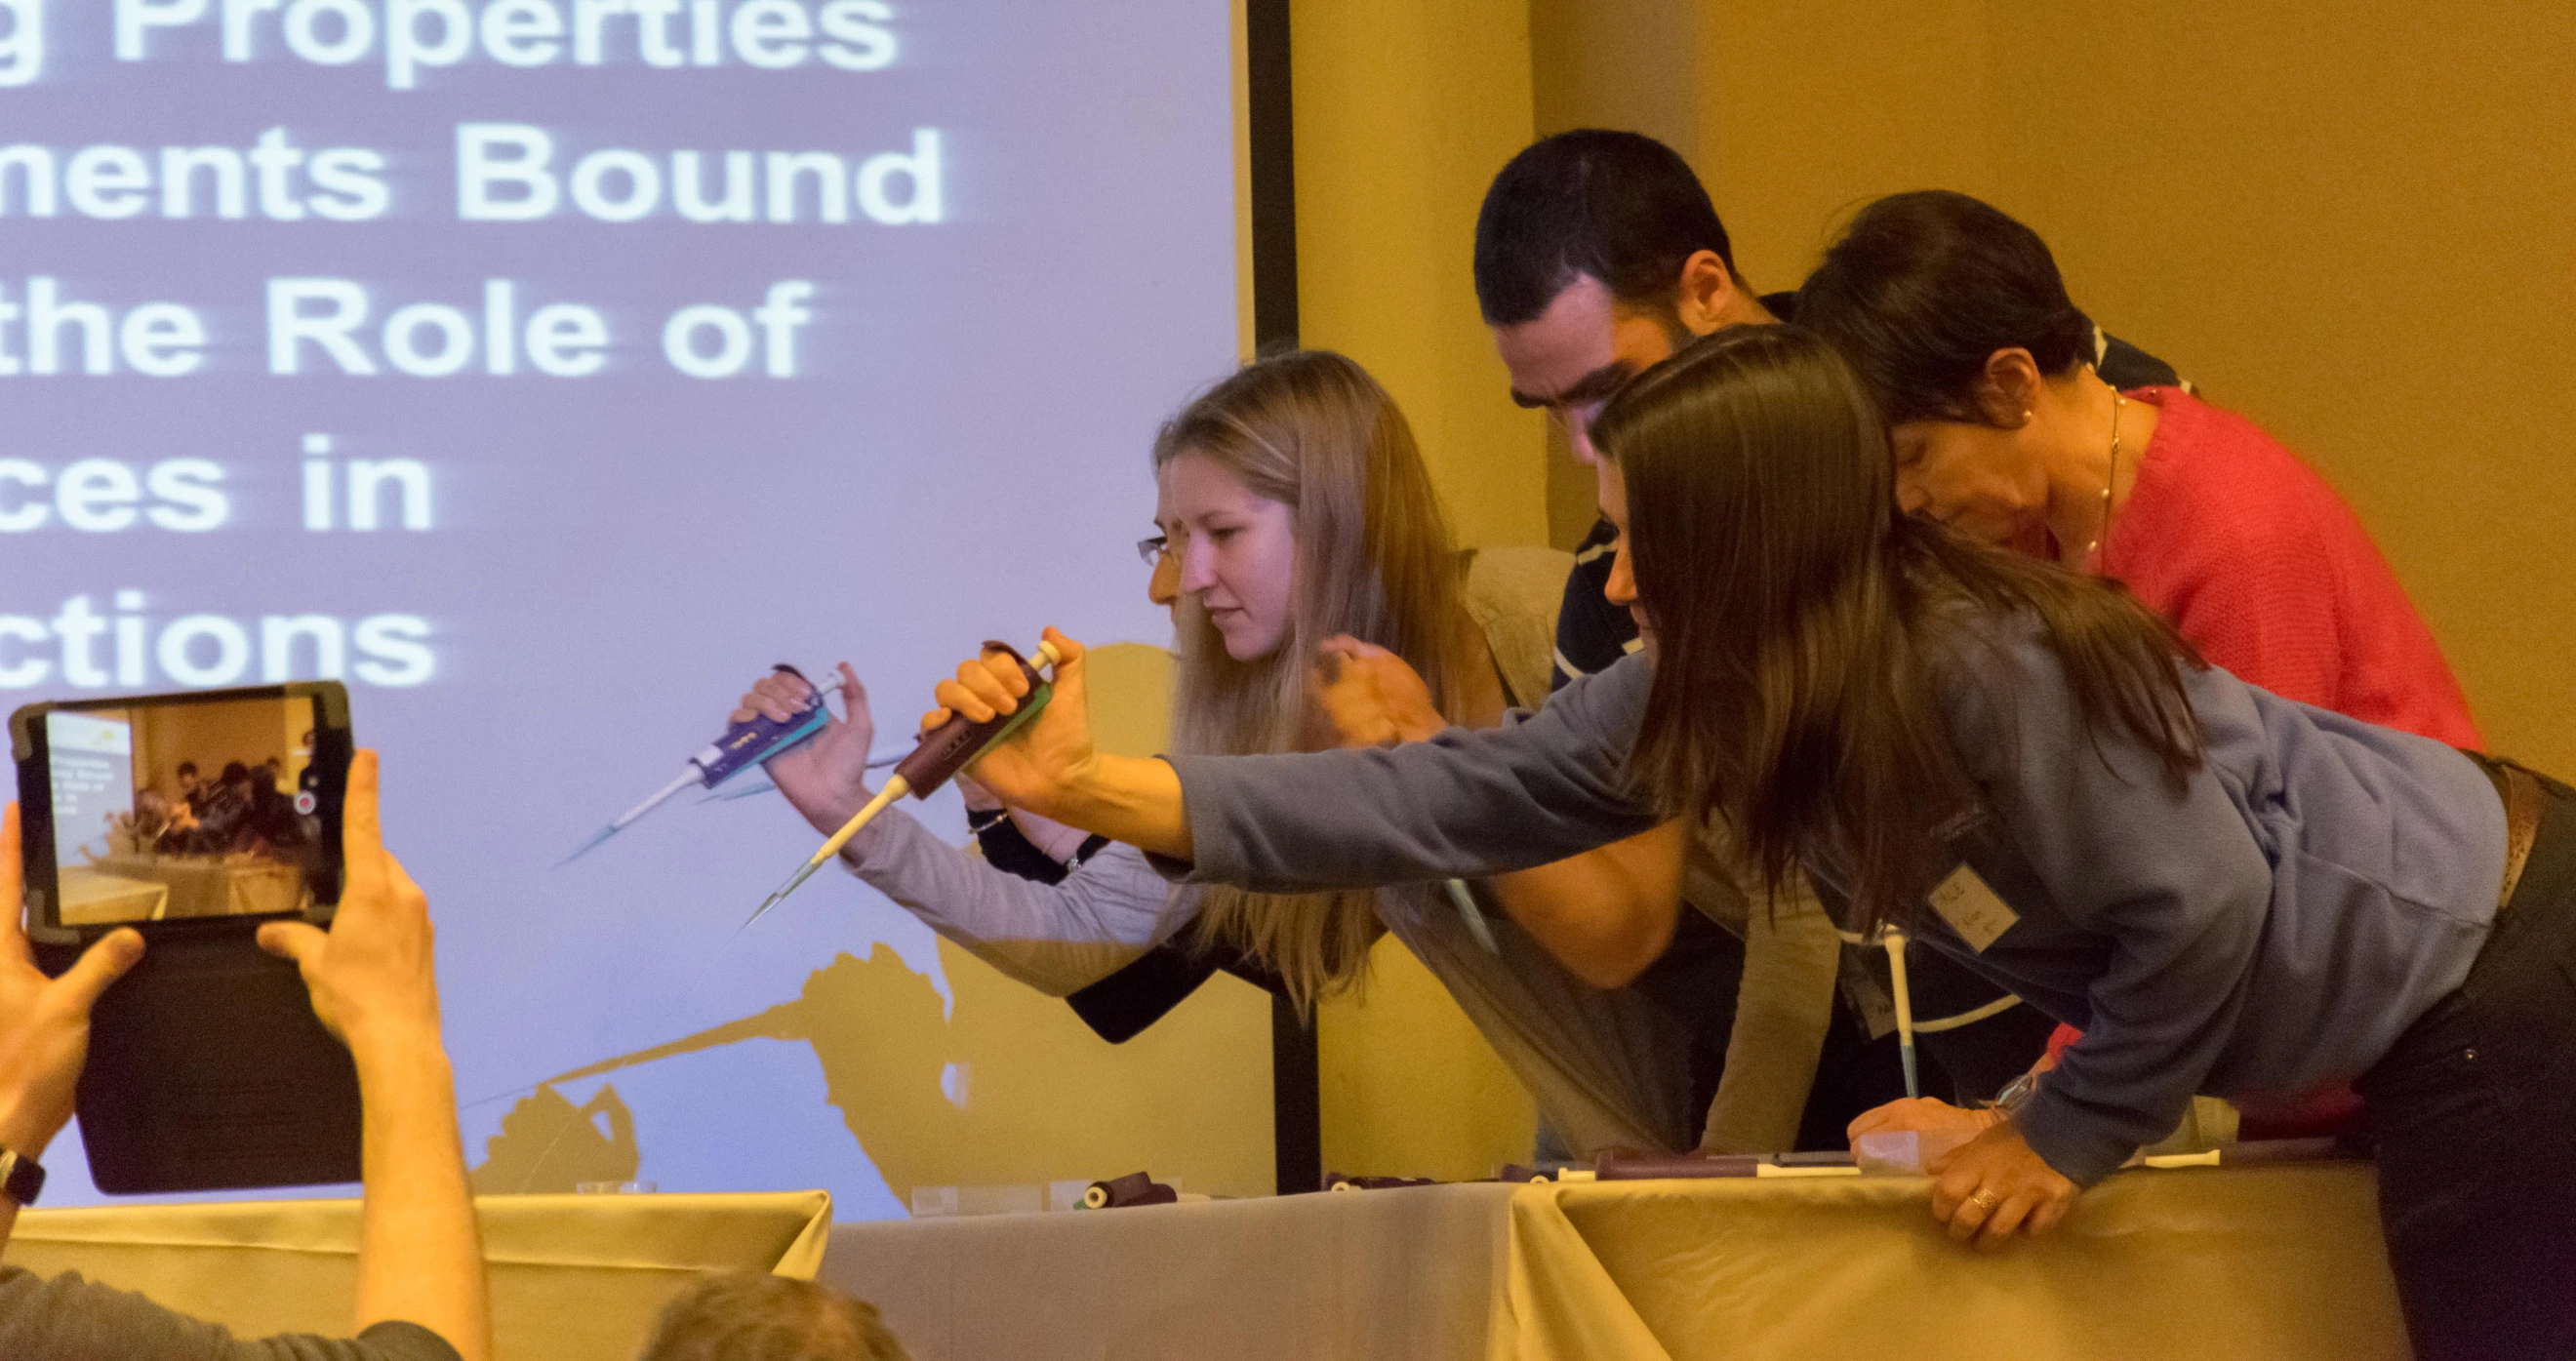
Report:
0,1145,45,1207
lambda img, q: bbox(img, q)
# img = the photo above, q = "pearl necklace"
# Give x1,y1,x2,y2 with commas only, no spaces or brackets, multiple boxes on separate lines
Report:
2080,391,2125,568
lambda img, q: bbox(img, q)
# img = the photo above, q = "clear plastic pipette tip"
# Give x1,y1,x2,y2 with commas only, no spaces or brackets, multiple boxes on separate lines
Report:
739,857,827,934
554,768,699,867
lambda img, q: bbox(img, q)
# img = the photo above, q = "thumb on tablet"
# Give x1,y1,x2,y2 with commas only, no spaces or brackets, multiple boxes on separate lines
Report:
52,929,145,1014
258,920,325,966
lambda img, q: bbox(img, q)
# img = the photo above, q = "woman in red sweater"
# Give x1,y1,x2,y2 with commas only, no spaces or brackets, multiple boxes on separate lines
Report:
1796,191,2477,750
1797,190,2481,1136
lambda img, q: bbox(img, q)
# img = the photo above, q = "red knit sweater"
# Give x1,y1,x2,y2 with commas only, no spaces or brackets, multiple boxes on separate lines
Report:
2102,387,2481,748
2042,388,2482,1135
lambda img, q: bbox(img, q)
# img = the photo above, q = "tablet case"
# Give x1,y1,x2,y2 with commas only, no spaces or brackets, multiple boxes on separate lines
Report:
17,682,363,1194
41,926,364,1193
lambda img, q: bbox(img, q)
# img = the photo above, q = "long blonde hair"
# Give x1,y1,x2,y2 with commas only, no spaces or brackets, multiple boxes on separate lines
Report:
1156,351,1479,1017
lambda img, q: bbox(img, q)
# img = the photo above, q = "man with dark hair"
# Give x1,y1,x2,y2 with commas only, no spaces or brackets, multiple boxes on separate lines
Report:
1475,130,2181,691
1472,130,2185,1147
638,1272,911,1361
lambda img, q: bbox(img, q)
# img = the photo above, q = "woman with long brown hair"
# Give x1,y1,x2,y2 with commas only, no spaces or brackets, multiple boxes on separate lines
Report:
742,348,1705,1157
940,326,2572,1361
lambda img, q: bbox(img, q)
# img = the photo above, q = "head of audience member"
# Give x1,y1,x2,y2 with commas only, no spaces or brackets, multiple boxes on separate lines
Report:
1794,190,2115,548
1150,349,1480,1009
261,757,284,788
637,1273,910,1361
175,762,200,803
1589,323,2197,933
1473,129,1774,462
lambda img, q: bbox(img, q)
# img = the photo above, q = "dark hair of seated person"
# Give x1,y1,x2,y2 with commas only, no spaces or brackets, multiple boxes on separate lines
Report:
637,1273,910,1361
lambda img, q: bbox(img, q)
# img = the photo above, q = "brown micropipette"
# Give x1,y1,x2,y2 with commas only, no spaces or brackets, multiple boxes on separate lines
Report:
740,640,1061,931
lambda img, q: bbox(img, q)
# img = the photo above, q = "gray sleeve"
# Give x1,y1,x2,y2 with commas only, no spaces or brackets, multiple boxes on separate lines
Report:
1942,630,2271,1186
0,1268,461,1361
841,804,1199,996
1162,655,1662,892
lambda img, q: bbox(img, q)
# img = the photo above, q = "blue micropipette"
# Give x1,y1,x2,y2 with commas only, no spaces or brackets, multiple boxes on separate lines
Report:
556,664,832,866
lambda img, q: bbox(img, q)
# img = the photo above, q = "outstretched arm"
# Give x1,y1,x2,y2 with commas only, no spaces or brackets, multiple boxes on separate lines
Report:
258,752,489,1361
942,630,1663,891
1309,633,1685,986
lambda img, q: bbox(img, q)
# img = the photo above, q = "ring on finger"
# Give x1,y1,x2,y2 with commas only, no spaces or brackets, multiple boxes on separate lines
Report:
1967,1188,2001,1215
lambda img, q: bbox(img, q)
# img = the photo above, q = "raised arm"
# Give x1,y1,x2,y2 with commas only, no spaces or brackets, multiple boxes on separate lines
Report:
258,752,490,1361
0,808,146,1258
738,663,1196,995
941,630,1664,891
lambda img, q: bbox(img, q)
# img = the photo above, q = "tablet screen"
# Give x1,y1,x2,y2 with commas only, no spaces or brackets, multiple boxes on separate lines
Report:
49,695,327,925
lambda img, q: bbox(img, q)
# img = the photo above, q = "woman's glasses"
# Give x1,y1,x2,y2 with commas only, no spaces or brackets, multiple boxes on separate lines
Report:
1136,534,1169,568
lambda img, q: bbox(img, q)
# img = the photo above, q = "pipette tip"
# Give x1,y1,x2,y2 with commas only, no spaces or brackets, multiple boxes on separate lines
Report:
551,824,621,869
737,859,825,934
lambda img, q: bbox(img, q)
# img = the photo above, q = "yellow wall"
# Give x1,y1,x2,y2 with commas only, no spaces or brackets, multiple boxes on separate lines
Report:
1290,0,1550,1179
1696,0,2576,773
1530,0,1704,547
1291,0,1550,552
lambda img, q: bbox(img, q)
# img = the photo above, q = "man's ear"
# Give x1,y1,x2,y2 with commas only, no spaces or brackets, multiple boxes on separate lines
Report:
1671,250,1743,335
1975,348,2046,427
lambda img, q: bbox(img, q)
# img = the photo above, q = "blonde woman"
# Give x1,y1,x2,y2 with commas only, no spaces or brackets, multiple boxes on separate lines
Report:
740,350,1700,1156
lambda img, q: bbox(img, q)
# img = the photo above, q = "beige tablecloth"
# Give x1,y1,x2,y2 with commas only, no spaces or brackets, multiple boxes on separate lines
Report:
828,1183,1518,1360
825,1163,2402,1361
8,1191,832,1361
1495,1165,2404,1360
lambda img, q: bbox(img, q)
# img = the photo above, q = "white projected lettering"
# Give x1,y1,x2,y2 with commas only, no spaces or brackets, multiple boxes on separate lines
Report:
0,131,390,220
109,0,893,87
0,593,429,689
0,3,944,698
458,124,937,224
11,0,1236,1216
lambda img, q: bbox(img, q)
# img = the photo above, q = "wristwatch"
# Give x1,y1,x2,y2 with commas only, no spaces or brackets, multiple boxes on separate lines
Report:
0,1144,46,1207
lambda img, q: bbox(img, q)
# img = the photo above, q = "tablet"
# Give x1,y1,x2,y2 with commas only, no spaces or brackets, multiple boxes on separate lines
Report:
12,683,362,1194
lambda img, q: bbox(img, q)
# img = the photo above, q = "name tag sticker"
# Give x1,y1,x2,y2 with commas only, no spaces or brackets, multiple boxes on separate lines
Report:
1928,864,2019,953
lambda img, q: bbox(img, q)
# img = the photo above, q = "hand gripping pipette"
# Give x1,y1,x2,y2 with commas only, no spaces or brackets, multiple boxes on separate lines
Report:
557,664,831,866
742,640,1062,930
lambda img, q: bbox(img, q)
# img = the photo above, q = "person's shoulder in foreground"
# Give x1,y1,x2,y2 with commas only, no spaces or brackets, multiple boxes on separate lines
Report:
638,1272,911,1361
0,1267,460,1361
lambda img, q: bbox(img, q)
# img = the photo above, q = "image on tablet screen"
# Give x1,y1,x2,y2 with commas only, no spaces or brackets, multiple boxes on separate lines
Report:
50,699,324,925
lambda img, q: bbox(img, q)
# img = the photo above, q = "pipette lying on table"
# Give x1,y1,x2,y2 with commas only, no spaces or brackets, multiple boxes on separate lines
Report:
741,640,1063,931
556,664,833,866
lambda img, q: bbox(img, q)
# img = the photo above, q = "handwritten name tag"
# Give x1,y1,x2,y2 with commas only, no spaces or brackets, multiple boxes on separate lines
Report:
1928,863,2019,953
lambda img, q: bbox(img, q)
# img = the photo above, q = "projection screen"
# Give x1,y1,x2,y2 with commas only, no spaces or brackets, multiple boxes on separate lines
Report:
5,0,1253,1216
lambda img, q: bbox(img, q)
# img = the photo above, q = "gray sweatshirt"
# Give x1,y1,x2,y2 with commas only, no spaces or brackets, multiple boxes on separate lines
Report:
1160,618,2507,1184
0,1268,457,1361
